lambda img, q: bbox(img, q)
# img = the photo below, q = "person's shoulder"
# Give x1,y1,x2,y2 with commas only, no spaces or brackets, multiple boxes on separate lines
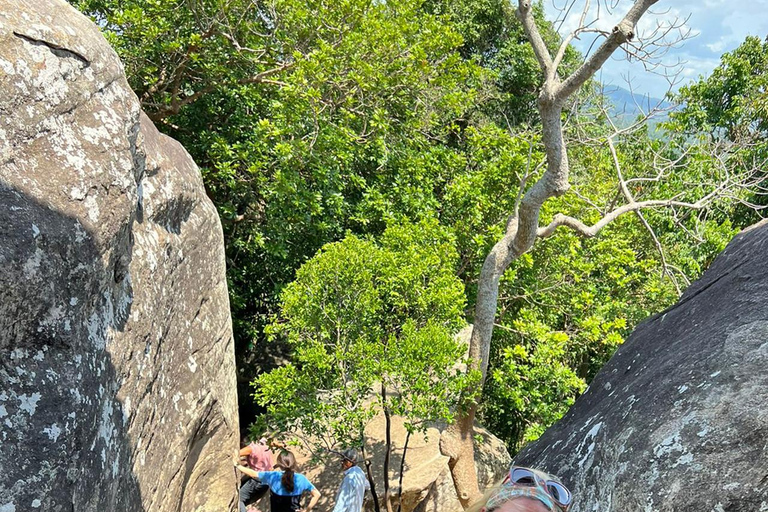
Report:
259,470,279,482
296,472,315,491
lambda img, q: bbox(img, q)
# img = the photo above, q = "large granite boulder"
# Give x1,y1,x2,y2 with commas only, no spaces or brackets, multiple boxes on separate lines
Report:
0,1,239,511
515,220,768,511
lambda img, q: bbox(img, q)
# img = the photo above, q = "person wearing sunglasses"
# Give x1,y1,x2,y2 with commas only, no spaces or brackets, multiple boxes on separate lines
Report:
467,466,573,512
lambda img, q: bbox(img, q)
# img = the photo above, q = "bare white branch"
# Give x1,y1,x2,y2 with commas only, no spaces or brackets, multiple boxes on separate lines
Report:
451,1,768,504
557,0,660,100
551,0,593,77
516,1,555,75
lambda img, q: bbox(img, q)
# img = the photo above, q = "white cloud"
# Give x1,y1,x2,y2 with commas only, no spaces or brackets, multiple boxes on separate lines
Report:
706,40,727,53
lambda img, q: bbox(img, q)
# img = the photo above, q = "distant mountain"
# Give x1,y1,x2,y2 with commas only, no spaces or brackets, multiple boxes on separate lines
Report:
603,85,673,116
602,85,676,134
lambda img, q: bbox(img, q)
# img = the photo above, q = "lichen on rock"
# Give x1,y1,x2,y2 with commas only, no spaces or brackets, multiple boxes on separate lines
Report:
0,1,239,511
514,220,768,512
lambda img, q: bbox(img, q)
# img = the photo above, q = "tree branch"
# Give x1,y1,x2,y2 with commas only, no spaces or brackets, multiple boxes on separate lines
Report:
556,0,660,100
515,1,554,76
148,61,294,121
607,136,682,295
551,0,593,77
537,198,707,239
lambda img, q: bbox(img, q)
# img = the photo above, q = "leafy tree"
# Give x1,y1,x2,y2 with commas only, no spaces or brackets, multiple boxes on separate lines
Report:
670,36,768,145
486,330,586,446
73,0,294,121
443,1,766,504
254,219,475,510
668,35,768,226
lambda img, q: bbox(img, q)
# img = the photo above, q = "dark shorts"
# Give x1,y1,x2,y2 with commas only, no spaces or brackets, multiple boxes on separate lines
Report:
239,477,269,512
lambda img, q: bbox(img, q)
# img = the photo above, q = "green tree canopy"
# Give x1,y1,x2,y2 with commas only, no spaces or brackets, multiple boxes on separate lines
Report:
667,35,768,227
72,0,764,465
670,36,768,144
254,219,474,499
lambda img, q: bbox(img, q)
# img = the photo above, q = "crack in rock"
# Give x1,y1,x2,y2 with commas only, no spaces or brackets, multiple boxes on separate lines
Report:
12,31,90,68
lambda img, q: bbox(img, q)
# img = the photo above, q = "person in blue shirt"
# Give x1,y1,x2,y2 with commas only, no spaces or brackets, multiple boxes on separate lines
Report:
331,448,370,512
236,449,321,512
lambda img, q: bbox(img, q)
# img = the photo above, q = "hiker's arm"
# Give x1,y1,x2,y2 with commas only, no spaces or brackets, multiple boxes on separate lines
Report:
304,488,321,511
235,464,259,479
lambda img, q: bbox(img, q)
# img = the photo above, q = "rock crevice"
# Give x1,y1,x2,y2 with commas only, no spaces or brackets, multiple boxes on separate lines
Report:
13,31,91,68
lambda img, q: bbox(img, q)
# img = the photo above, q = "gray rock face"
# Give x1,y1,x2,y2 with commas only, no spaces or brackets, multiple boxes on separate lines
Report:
0,1,239,511
514,220,768,511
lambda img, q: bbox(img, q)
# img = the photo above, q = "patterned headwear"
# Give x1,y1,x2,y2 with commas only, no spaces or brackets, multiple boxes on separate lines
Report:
483,467,568,512
484,485,556,511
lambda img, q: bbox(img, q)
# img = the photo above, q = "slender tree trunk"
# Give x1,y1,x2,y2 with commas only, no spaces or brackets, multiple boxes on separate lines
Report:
396,430,411,512
441,403,481,508
382,383,394,512
443,1,659,505
363,445,381,512
444,97,569,508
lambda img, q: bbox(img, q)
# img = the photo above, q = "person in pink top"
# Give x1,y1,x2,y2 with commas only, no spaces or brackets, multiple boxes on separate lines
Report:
245,437,275,471
239,437,275,512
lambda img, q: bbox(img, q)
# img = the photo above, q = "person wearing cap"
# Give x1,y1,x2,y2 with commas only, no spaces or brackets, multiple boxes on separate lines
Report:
466,466,573,512
331,448,370,512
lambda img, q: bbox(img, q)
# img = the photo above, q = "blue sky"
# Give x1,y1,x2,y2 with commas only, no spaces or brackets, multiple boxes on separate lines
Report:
543,0,768,99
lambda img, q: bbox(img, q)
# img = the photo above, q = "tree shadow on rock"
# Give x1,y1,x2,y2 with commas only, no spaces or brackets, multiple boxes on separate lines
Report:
0,182,144,512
